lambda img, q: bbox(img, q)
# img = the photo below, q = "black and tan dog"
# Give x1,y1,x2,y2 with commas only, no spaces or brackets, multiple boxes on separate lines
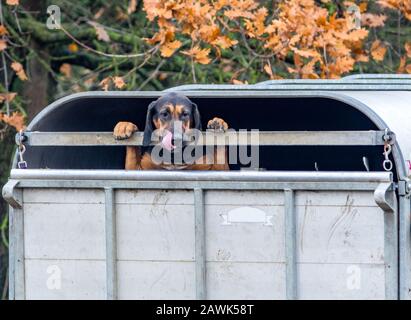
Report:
113,92,229,170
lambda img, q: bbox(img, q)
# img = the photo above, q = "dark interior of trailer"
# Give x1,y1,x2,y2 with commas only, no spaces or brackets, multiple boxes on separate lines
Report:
22,95,396,177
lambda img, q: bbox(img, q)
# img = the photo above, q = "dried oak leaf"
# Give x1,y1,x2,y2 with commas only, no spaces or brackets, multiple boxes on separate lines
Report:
361,13,387,27
0,92,17,103
112,76,126,89
263,63,274,79
0,39,7,51
128,0,138,14
232,79,248,85
181,46,211,64
398,56,407,73
160,40,182,57
0,25,9,36
0,111,26,131
11,62,28,81
6,0,19,6
371,40,387,62
99,77,111,91
212,36,238,49
405,42,411,58
59,63,72,78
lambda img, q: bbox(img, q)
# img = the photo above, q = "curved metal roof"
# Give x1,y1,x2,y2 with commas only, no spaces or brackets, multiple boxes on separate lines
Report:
23,75,411,180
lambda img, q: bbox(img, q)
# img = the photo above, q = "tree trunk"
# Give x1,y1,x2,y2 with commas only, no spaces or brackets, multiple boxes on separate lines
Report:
21,0,50,121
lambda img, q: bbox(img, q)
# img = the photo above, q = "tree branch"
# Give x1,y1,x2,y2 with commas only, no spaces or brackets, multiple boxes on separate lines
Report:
9,17,147,47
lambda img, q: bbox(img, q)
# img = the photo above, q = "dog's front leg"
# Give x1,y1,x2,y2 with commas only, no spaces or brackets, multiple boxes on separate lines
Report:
207,117,229,170
113,122,141,170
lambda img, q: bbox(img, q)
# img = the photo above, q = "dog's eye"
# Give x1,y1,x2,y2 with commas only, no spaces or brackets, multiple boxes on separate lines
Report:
182,112,189,118
160,111,168,118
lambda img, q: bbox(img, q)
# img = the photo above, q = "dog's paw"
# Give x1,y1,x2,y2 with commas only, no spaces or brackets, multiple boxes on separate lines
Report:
113,122,138,140
207,117,228,132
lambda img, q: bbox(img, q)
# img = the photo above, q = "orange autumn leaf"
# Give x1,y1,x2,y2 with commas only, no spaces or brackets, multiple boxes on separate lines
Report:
287,66,297,74
59,63,72,78
128,0,138,14
158,72,168,81
327,56,355,77
181,46,211,64
0,92,17,103
377,0,411,21
347,29,369,42
377,0,400,10
0,112,26,131
359,1,368,13
371,40,387,62
6,0,19,5
160,40,182,57
301,58,319,78
361,13,387,28
0,25,8,36
99,76,126,90
263,63,274,79
252,7,268,36
405,43,411,58
398,56,407,73
212,36,238,49
112,76,126,89
0,39,7,51
355,53,369,63
232,79,248,85
224,8,254,20
11,62,28,81
99,77,111,91
292,48,320,59
141,0,393,79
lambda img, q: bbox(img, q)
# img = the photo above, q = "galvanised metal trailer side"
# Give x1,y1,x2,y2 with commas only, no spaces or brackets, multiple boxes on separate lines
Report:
2,75,411,300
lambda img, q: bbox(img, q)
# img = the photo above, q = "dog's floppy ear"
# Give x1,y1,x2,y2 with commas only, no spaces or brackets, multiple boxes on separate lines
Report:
143,100,157,147
191,102,202,130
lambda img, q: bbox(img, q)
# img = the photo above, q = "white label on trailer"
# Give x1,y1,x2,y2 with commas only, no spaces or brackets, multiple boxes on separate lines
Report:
220,207,274,226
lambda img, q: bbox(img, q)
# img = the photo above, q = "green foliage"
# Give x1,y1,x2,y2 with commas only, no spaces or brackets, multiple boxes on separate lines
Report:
0,130,14,300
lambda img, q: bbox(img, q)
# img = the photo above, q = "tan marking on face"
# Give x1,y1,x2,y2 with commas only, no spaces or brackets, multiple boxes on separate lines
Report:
175,104,184,117
154,103,192,132
153,118,162,130
153,103,171,130
164,103,174,115
175,104,191,129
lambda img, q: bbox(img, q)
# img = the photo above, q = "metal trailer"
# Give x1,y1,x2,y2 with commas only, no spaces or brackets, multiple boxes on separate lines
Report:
2,75,411,300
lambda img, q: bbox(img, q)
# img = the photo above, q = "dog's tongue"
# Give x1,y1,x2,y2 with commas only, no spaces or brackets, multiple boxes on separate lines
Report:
162,131,176,151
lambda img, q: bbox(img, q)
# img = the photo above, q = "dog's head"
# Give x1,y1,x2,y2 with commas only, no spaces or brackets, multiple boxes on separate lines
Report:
143,92,201,148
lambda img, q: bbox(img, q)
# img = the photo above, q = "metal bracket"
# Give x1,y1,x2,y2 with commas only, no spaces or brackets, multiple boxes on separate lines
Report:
374,182,395,213
2,180,22,209
14,132,27,145
398,179,411,197
382,129,396,145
